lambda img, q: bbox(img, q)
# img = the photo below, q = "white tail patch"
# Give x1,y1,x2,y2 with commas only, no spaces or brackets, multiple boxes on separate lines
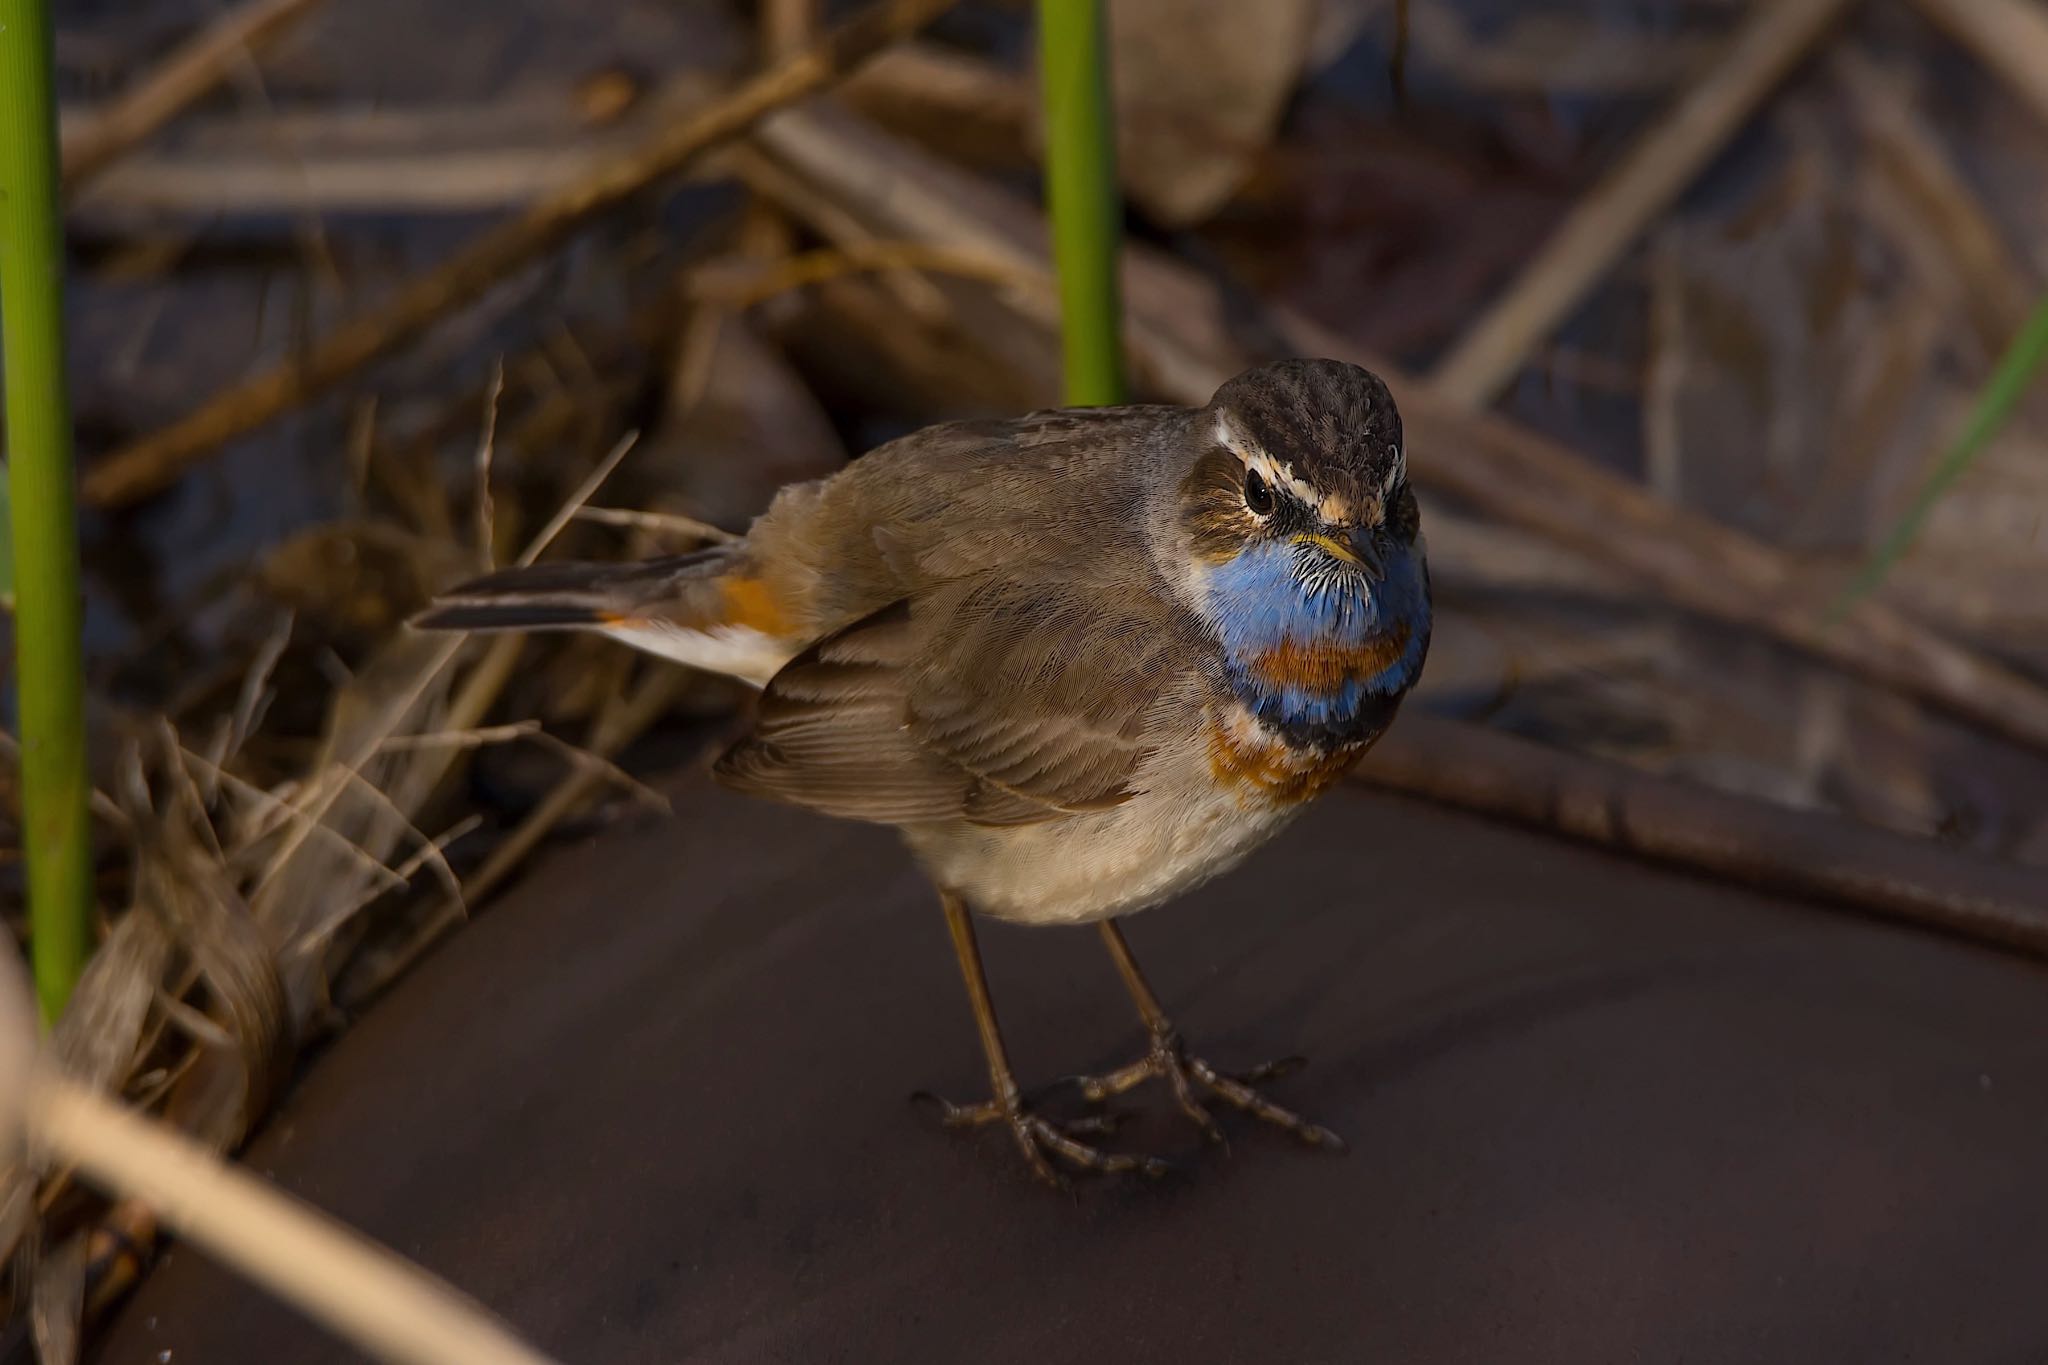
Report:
597,620,794,689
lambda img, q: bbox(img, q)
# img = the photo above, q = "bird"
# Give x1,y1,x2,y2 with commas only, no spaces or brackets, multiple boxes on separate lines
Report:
413,357,1431,1186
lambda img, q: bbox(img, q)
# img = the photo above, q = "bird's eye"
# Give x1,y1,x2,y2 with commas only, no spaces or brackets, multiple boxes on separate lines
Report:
1243,467,1275,516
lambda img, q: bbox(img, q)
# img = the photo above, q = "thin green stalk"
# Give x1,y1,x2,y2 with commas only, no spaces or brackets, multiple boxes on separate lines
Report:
1830,293,2048,620
1,0,94,1020
1037,0,1126,406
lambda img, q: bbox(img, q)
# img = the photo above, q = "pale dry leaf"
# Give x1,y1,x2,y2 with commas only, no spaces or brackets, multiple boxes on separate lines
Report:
1096,0,1317,227
48,913,173,1094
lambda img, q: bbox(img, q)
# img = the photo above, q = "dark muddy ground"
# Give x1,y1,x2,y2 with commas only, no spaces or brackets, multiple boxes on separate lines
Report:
97,774,2048,1364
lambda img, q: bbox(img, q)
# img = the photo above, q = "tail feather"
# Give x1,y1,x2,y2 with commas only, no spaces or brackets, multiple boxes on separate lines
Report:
410,545,798,686
412,548,730,632
411,600,614,632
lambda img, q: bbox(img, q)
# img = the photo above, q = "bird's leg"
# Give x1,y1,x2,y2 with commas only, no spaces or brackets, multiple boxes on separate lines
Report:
1077,920,1344,1150
918,889,1166,1187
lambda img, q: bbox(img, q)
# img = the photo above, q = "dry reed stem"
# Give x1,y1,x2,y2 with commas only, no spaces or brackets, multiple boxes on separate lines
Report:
1907,0,2048,129
356,306,728,995
473,366,505,570
692,240,1050,310
327,766,467,907
1360,714,2048,960
58,0,328,186
377,722,545,752
170,748,407,897
385,815,484,887
71,118,723,216
524,732,672,814
27,1075,557,1365
439,310,723,890
1834,48,2036,354
1428,0,1858,409
214,612,295,786
255,428,638,893
353,671,687,1004
453,670,686,917
438,638,531,751
740,0,818,259
572,506,740,543
728,145,952,321
81,0,963,509
380,721,668,812
247,635,465,893
755,103,2048,756
763,0,823,61
513,430,642,569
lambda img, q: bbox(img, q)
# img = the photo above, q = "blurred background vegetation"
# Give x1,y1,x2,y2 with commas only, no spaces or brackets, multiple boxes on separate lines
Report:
7,0,2048,1352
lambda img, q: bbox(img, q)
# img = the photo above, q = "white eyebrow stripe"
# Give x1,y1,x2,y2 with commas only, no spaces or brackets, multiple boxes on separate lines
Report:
1215,418,1322,509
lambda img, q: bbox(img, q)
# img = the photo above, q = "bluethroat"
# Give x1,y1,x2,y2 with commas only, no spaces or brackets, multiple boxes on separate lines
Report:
415,358,1432,1186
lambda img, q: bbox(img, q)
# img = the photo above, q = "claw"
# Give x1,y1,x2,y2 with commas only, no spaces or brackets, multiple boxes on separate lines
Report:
915,1089,1164,1185
1065,1035,1342,1152
1058,1113,1124,1138
1232,1055,1308,1086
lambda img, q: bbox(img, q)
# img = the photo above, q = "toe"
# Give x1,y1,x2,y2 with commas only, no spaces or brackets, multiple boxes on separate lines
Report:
1029,1118,1170,1180
911,1090,1005,1129
1057,1113,1124,1138
1008,1122,1071,1189
1295,1121,1347,1152
1186,1057,1346,1151
1233,1055,1308,1085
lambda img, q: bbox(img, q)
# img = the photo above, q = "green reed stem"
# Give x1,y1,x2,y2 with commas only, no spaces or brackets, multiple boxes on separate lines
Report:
1037,0,1126,406
1829,292,2048,621
1,0,94,1020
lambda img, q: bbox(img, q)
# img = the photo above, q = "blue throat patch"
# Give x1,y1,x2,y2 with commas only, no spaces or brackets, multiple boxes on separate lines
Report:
1201,539,1431,747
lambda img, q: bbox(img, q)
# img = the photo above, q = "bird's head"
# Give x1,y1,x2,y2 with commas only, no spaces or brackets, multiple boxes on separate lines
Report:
1169,359,1430,739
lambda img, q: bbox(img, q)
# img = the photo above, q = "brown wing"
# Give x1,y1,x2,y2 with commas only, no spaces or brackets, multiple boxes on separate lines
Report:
709,602,955,822
713,573,1201,828
738,403,1182,636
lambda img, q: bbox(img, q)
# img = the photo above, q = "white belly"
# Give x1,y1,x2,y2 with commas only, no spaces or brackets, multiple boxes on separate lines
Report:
900,749,1308,926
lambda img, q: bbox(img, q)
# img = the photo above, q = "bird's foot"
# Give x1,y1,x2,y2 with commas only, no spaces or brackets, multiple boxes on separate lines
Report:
913,1088,1170,1189
1068,1032,1345,1151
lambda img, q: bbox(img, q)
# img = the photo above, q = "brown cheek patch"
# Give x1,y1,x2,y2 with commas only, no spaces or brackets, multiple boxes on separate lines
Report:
718,577,795,635
1179,447,1252,564
1205,719,1369,806
1247,625,1411,693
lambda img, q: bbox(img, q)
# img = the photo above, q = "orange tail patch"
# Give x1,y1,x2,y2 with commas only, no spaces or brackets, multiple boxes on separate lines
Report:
718,576,796,636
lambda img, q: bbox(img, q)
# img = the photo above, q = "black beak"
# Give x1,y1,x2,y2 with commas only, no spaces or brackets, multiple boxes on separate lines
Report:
1349,526,1388,582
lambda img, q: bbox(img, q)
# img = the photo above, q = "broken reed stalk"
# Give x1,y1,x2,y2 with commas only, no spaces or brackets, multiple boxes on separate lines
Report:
32,1078,556,1365
749,104,2048,757
81,0,962,509
58,0,329,186
1908,0,2048,129
1428,0,1857,409
1361,714,2048,961
3,1060,554,1365
739,0,817,257
1037,0,1127,406
0,0,94,1020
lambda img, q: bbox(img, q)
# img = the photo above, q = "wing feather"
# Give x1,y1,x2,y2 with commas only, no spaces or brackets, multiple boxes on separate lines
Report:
715,577,1199,827
713,404,1208,827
